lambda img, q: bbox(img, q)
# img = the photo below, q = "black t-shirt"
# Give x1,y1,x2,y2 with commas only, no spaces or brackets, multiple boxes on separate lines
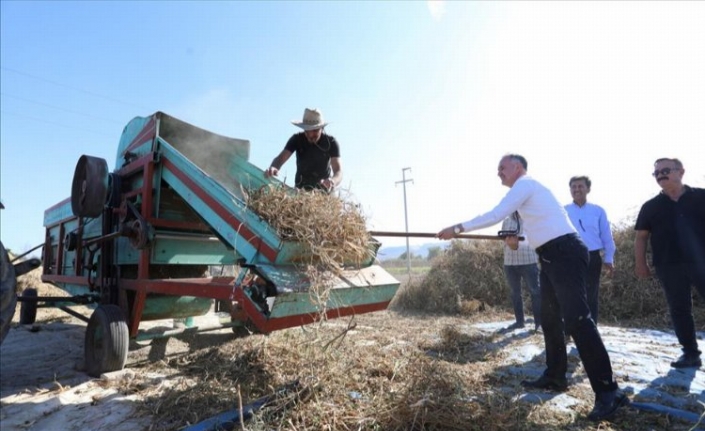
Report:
284,132,340,190
635,186,705,266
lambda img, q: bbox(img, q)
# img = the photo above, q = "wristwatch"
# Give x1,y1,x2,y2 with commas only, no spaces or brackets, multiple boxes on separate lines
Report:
453,224,463,234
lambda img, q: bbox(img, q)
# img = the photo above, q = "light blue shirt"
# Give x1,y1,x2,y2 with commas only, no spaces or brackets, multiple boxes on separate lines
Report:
564,202,616,263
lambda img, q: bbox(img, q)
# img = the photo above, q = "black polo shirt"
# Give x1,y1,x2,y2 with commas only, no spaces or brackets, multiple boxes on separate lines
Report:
635,186,705,266
284,132,340,190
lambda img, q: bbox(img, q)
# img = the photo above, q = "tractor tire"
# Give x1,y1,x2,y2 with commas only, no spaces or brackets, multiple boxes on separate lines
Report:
0,241,17,345
19,288,38,324
84,304,129,377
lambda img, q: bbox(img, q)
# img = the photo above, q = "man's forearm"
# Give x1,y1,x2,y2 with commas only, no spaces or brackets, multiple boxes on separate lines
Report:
634,235,649,269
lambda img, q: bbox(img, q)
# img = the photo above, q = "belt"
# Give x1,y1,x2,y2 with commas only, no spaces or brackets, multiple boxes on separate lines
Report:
535,233,578,254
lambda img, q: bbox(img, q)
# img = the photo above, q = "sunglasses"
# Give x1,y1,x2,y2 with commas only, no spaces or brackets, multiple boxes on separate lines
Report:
652,167,680,177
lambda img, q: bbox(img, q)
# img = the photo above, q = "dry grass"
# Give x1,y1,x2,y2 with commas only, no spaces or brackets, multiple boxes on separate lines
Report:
133,314,589,431
247,184,374,272
7,219,704,431
391,224,704,330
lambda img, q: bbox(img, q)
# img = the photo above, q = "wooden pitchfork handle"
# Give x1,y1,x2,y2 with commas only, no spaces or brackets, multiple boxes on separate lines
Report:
368,231,525,241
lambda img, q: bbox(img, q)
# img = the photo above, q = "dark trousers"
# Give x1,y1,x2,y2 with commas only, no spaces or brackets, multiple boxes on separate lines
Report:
586,250,603,323
504,264,541,326
655,263,705,356
536,234,617,394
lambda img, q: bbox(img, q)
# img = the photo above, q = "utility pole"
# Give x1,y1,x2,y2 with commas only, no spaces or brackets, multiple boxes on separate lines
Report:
395,167,413,276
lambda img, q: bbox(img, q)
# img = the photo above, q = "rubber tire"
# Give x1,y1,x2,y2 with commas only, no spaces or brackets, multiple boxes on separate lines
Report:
84,304,129,377
19,288,38,324
0,241,17,345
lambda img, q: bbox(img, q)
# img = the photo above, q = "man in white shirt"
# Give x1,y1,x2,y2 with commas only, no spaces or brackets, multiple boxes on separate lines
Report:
564,176,616,323
436,154,628,422
500,213,541,333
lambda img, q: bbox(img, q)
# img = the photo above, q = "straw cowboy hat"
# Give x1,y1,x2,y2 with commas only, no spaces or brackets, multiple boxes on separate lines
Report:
292,108,328,131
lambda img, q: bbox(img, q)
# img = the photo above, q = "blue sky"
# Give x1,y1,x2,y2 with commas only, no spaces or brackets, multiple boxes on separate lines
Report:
1,1,704,256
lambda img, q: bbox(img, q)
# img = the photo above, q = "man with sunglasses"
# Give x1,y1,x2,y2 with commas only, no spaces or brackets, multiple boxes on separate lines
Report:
635,158,705,369
564,176,616,324
437,154,628,422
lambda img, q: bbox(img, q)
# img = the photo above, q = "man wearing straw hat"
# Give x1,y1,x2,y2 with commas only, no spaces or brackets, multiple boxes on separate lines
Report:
264,108,342,192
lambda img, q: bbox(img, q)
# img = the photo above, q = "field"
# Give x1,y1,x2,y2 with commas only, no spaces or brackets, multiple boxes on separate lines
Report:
1,224,704,431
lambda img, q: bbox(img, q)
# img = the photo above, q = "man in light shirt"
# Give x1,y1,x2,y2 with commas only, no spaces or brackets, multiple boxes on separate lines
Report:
500,213,541,333
437,154,628,422
564,176,616,323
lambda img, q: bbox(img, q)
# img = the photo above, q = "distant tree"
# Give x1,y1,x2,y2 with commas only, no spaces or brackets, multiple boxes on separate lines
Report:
397,250,416,260
426,246,442,261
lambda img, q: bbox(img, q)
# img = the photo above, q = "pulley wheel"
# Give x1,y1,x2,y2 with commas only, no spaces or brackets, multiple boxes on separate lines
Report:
71,155,109,217
128,219,151,250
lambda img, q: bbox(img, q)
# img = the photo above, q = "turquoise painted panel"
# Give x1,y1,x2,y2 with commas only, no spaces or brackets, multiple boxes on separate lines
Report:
141,295,213,320
115,237,138,264
249,264,401,318
81,216,104,239
51,283,93,297
150,236,238,265
115,115,155,170
158,141,282,263
255,264,399,293
43,199,73,227
268,284,399,318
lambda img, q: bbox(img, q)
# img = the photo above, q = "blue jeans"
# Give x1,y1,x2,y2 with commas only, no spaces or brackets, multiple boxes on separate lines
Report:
536,233,617,394
655,263,705,356
504,264,541,326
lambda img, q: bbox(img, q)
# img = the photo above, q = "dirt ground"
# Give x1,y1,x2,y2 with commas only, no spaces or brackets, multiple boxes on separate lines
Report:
1,279,704,431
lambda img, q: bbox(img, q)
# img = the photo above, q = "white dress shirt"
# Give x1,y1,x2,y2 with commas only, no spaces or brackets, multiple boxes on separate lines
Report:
459,175,577,249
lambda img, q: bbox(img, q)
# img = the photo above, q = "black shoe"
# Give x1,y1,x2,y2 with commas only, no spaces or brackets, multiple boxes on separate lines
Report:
521,374,568,392
498,321,525,334
587,390,629,422
670,353,702,369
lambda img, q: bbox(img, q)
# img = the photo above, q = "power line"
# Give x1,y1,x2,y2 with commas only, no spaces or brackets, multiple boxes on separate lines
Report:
0,110,115,138
1,66,151,111
1,92,124,125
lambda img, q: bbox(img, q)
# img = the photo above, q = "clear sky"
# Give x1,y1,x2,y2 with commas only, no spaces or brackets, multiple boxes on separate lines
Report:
1,1,704,256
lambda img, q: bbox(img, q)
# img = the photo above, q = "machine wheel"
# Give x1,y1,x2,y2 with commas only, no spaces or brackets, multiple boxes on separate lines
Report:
0,241,17,345
71,155,109,217
19,288,38,324
84,304,129,377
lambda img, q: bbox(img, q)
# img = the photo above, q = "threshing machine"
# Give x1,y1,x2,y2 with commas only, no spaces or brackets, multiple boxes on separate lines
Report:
35,112,399,376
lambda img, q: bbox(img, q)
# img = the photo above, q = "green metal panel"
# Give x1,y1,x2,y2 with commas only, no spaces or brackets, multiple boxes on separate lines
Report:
252,264,401,318
149,236,238,265
115,237,138,264
43,199,73,227
268,284,399,318
141,295,213,321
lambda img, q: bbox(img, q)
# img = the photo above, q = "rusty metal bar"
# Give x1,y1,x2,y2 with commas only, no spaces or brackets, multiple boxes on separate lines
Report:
368,231,524,241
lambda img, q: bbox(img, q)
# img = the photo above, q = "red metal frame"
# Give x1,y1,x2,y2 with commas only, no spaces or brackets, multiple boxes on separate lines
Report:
42,146,284,338
231,286,391,334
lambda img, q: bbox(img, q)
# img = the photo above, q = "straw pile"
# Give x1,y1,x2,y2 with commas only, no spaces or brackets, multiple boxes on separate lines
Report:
392,222,704,328
135,313,555,431
247,184,374,272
